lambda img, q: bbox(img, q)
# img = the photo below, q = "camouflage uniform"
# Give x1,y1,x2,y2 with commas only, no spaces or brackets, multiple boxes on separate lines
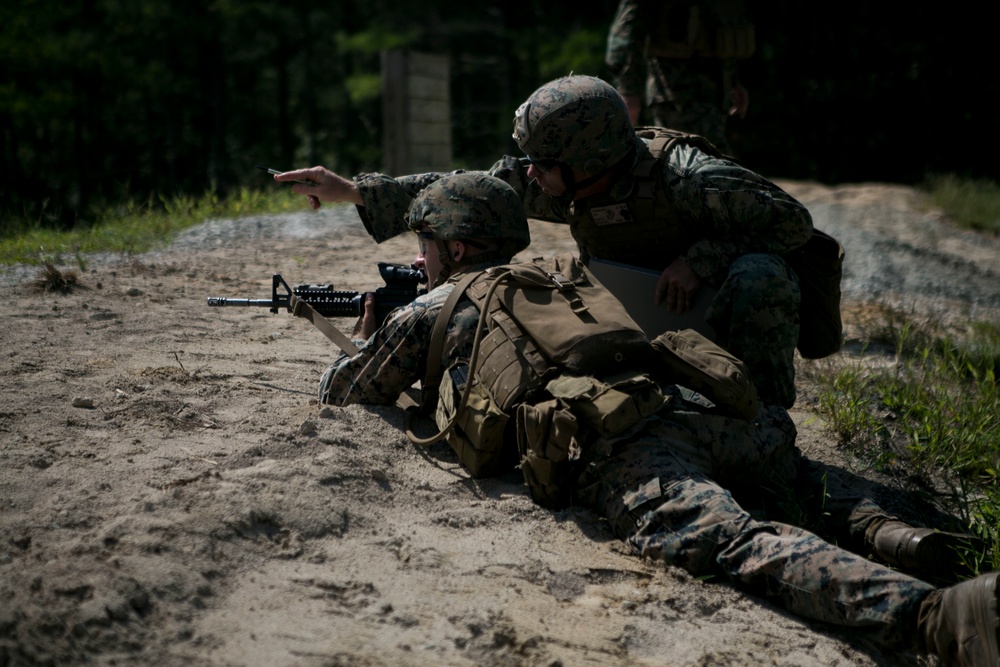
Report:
317,283,479,407
574,414,935,648
342,82,963,581
352,133,810,409
605,0,753,153
316,257,936,650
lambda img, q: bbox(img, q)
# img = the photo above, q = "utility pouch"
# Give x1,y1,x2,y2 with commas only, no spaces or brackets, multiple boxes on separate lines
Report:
651,328,759,421
435,362,513,478
546,372,664,438
416,254,655,486
516,399,582,509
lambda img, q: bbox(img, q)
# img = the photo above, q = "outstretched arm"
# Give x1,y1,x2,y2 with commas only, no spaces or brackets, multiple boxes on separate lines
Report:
274,167,363,210
278,159,571,246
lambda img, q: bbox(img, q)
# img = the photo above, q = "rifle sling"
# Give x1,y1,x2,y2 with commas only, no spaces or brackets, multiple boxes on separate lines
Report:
292,296,360,355
407,270,505,447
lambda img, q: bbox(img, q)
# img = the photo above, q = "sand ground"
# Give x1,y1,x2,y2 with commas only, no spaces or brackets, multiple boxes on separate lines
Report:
2,181,999,666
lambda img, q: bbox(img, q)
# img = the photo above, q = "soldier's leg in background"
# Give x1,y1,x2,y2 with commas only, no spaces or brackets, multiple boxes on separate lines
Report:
796,457,982,582
652,101,728,151
647,58,730,152
706,253,799,408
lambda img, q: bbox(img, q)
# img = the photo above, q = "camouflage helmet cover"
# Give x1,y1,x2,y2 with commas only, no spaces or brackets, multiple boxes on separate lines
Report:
512,75,636,175
406,172,530,253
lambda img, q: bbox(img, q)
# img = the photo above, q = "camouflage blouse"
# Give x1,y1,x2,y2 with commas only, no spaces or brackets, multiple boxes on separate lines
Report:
317,280,481,407
350,138,811,284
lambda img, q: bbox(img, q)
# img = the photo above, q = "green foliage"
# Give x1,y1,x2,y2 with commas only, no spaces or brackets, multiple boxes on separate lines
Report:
345,74,383,106
810,315,1000,572
0,188,310,266
339,26,419,54
534,27,609,80
0,1,623,228
8,1,992,227
924,174,1000,235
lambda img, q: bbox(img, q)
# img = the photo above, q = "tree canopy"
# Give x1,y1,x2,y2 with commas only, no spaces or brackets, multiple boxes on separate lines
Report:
0,1,993,228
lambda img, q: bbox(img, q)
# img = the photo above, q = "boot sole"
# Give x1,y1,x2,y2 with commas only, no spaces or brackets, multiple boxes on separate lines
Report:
970,573,1000,666
909,530,981,579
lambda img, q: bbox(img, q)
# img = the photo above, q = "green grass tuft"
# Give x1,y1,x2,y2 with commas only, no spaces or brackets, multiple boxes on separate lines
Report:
809,315,1000,574
0,187,311,267
924,173,1000,235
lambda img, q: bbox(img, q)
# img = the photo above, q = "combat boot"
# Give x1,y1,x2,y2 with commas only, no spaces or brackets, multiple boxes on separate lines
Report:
871,520,979,580
918,572,999,666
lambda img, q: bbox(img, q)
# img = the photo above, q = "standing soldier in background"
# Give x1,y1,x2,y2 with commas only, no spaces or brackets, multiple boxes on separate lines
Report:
606,0,755,153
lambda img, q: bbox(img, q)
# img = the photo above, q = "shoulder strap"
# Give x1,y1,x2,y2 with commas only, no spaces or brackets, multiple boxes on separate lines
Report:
421,271,481,410
635,126,733,162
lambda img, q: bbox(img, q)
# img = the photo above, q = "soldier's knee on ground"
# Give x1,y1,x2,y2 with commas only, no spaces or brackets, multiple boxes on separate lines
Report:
622,475,756,575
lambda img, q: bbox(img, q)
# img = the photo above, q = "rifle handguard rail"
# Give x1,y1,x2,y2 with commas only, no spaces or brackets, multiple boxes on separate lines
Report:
206,262,427,324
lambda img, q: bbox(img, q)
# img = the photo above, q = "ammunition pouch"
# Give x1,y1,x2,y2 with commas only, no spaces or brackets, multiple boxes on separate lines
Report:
435,362,515,478
651,328,758,421
516,399,581,509
517,372,665,509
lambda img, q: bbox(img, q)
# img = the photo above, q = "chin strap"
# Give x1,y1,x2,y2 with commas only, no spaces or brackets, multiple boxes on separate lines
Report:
430,240,513,289
557,164,580,201
429,240,456,289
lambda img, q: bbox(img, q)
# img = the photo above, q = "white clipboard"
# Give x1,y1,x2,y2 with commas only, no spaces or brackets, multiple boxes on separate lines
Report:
588,258,718,341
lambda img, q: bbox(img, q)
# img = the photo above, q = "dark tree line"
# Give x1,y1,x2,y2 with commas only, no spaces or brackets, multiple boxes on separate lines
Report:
0,1,993,230
739,4,995,186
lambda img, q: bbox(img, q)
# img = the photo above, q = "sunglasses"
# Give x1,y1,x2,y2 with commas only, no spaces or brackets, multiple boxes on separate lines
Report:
526,157,560,174
416,231,489,255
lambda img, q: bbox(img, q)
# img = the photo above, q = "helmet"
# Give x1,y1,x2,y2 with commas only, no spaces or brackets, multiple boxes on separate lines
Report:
406,173,530,254
512,75,636,175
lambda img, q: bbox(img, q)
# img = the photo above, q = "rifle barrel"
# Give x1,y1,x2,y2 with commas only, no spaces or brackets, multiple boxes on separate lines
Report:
206,265,425,320
206,297,286,308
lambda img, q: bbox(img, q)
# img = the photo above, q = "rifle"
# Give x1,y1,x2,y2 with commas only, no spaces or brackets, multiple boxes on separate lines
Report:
206,262,427,325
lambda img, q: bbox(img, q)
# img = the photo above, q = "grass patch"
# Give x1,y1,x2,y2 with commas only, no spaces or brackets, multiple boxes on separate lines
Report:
806,312,1000,574
924,173,1000,235
0,187,311,267
32,261,88,294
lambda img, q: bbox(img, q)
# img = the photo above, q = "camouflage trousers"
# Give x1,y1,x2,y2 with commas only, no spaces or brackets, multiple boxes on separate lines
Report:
646,57,733,153
703,403,939,575
574,410,936,648
706,253,799,408
782,456,928,557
